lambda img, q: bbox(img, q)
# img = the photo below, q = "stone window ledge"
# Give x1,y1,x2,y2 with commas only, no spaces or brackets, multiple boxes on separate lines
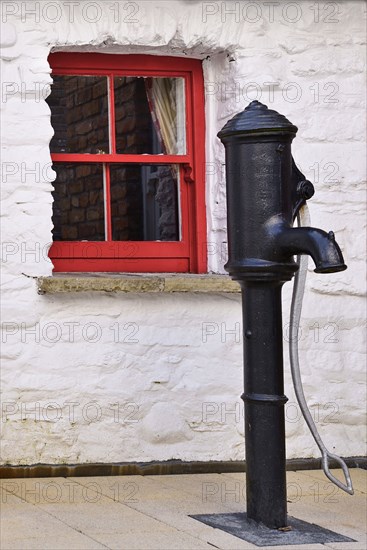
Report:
37,274,241,294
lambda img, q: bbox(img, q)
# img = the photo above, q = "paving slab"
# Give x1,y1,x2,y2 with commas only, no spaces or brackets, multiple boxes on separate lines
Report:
1,470,366,550
1,536,108,550
56,472,367,549
292,467,367,495
0,491,106,549
2,476,217,549
286,492,366,547
144,472,247,511
1,477,95,505
220,469,366,497
324,543,367,550
68,475,259,549
86,531,214,550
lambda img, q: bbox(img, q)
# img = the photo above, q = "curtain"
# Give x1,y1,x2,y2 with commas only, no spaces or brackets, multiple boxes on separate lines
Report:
145,77,185,155
144,77,185,240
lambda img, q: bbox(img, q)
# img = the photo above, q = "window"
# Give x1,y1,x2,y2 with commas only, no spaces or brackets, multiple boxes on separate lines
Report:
47,53,206,273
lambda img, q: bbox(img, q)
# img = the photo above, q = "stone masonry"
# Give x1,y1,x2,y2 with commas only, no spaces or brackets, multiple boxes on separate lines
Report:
0,1,365,465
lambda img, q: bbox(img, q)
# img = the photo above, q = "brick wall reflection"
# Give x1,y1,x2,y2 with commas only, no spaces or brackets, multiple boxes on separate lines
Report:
49,75,178,242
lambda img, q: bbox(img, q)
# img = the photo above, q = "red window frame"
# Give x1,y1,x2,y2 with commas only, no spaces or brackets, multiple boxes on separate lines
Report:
48,53,207,273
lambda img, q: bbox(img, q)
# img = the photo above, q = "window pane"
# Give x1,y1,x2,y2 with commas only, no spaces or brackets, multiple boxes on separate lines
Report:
52,163,105,241
47,76,109,154
110,164,180,241
115,77,185,155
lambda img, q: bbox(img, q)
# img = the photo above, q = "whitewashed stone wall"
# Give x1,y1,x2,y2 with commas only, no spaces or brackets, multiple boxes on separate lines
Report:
0,0,365,465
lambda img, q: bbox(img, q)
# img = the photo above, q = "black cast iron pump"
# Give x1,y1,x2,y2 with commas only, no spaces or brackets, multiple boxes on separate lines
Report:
217,101,347,529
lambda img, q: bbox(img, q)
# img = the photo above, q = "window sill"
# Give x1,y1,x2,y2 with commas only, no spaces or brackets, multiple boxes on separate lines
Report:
37,274,240,294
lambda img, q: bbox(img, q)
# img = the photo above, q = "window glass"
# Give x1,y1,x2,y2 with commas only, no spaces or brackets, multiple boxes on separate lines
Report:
47,75,109,154
114,77,186,155
52,163,105,241
110,164,180,241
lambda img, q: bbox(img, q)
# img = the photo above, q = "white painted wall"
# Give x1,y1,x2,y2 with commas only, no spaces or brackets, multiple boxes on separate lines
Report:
0,0,365,465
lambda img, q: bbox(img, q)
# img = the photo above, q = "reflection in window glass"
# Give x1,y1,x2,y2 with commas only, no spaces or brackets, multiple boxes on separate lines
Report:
115,77,185,155
52,164,105,241
110,164,180,241
47,75,109,154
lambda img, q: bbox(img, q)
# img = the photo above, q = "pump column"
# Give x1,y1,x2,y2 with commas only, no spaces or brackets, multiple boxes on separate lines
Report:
241,280,287,527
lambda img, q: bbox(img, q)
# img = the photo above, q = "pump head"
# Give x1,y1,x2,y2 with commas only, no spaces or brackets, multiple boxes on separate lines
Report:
217,101,347,281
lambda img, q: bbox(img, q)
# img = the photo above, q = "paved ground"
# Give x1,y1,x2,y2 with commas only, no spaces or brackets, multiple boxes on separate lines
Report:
1,468,366,549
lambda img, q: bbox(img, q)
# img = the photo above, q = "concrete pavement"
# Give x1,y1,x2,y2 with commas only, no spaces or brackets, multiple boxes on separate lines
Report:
1,468,366,549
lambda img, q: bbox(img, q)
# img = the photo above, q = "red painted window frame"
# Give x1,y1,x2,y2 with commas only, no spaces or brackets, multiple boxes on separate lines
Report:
48,53,207,273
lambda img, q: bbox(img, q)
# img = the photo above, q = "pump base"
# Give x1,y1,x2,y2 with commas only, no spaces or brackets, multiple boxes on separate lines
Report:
190,513,355,547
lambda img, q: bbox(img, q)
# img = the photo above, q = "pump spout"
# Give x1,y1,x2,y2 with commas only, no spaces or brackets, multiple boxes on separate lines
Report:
276,226,347,273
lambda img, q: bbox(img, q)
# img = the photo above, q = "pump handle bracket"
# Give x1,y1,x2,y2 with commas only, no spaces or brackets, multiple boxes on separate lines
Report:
291,158,315,220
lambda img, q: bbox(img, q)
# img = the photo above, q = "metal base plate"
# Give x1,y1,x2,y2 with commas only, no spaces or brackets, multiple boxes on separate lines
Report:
190,513,355,547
